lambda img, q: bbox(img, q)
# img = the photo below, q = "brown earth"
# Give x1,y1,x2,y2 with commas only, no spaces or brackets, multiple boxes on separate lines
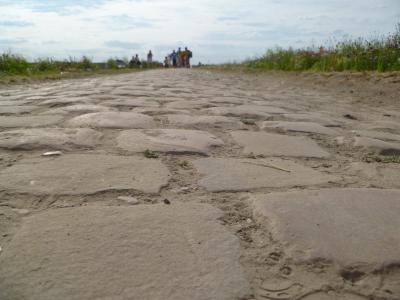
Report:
0,69,399,300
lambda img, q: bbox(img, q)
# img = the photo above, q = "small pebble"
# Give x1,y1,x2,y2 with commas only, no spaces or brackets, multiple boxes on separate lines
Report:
12,209,30,215
343,114,358,120
178,187,191,194
117,196,139,205
42,151,63,157
163,199,171,205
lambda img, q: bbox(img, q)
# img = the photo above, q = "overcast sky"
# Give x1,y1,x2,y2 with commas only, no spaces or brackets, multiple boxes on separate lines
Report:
0,0,399,63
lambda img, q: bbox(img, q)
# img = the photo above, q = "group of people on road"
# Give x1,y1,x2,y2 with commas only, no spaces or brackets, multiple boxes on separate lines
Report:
129,47,193,68
164,47,193,68
129,54,141,67
129,50,154,67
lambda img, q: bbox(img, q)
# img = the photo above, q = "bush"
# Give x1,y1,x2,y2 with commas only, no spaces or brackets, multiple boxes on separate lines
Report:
80,56,94,70
106,58,118,69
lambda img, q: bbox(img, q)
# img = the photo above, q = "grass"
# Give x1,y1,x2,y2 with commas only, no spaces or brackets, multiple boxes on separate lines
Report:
0,53,162,84
205,23,400,73
0,54,97,76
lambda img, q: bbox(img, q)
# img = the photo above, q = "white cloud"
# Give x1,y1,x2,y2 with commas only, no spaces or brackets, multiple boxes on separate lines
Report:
0,0,398,63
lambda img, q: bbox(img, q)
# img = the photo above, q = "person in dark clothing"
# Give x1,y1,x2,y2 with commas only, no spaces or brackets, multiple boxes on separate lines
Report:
164,56,169,68
129,56,135,68
147,50,153,63
134,54,141,67
129,55,141,68
177,47,182,67
185,47,193,68
171,50,177,67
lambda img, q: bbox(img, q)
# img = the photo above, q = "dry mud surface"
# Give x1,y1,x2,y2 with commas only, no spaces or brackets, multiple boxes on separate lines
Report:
0,69,399,300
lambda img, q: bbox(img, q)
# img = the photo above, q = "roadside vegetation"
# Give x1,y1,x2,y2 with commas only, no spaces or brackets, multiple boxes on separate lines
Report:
209,23,400,72
365,154,400,164
0,54,162,84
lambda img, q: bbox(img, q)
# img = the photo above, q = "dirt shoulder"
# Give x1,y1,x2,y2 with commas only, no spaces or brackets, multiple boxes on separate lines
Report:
0,68,150,86
201,67,400,108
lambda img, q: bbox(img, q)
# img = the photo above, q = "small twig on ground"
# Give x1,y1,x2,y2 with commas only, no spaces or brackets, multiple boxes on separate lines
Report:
243,161,291,173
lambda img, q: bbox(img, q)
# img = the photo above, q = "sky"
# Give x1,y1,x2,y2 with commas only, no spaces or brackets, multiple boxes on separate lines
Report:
0,0,399,64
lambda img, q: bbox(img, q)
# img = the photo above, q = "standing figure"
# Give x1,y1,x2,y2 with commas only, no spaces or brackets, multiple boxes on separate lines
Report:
129,56,136,68
185,47,193,68
171,50,177,67
177,47,182,67
164,56,169,68
180,49,187,68
134,54,141,67
147,50,153,63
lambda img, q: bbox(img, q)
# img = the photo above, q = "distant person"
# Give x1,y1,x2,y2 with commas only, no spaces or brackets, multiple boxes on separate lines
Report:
171,50,177,67
181,49,187,68
184,47,192,68
134,54,141,67
164,56,169,68
168,53,173,66
177,47,182,67
130,54,140,67
147,50,153,63
129,56,136,68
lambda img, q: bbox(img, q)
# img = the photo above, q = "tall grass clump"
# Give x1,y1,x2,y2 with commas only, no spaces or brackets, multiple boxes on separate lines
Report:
0,53,30,75
34,58,59,72
47,56,97,72
0,54,99,76
247,23,400,72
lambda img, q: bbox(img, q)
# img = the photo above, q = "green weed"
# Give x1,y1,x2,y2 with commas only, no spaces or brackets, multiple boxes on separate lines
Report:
144,149,159,159
382,155,400,164
364,155,400,164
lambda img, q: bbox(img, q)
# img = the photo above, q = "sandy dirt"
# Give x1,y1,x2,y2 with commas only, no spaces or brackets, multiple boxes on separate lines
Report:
0,69,399,300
